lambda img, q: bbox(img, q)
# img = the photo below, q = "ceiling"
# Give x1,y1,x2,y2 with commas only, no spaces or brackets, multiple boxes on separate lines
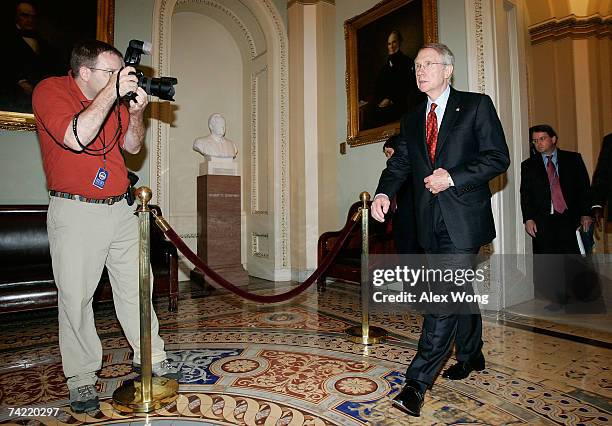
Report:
524,0,611,26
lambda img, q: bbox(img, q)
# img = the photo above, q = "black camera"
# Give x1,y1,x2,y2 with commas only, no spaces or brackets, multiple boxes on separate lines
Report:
125,171,139,206
124,40,177,101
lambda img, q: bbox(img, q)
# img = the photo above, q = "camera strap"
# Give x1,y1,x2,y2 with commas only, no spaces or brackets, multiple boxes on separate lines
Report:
70,69,124,158
72,106,120,159
116,66,125,105
72,111,87,150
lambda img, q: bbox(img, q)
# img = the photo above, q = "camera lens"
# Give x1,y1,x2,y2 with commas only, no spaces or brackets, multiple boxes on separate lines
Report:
138,76,177,101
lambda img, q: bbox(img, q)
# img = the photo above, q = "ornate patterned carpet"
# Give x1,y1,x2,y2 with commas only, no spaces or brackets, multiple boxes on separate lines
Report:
0,280,610,425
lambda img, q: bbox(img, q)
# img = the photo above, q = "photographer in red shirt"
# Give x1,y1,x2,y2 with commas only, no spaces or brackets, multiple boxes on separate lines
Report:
33,39,180,413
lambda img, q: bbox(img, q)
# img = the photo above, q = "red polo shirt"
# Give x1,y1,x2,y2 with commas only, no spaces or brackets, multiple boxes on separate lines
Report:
33,73,130,198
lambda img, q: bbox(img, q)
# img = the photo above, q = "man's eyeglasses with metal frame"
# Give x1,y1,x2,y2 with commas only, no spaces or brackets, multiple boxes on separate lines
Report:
413,61,449,73
531,136,551,145
88,67,119,76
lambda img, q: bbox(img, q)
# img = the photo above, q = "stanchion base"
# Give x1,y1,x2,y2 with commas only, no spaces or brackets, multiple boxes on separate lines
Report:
344,326,388,345
112,377,179,413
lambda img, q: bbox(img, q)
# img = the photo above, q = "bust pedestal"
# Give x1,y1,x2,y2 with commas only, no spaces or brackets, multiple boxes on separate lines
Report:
190,174,248,289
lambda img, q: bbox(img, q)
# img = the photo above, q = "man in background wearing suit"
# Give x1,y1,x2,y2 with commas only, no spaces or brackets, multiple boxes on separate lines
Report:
592,133,612,229
520,125,592,307
371,43,510,417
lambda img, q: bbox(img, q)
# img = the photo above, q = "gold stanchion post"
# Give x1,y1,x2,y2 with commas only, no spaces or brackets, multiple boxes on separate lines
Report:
345,192,388,344
113,187,179,413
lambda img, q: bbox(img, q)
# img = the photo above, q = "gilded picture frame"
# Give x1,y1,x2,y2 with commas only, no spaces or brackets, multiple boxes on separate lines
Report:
0,0,114,132
345,0,437,147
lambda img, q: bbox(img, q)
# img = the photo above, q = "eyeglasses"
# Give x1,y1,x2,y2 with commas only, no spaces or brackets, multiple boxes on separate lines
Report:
531,136,550,144
413,61,449,72
88,67,119,76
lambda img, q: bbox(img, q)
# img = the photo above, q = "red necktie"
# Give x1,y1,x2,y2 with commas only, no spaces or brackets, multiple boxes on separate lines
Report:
546,155,567,213
426,103,438,164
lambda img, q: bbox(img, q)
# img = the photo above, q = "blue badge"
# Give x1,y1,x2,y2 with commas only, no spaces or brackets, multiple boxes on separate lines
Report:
93,167,109,189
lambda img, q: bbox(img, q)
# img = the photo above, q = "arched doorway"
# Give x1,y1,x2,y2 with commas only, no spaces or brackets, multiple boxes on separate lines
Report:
150,0,290,281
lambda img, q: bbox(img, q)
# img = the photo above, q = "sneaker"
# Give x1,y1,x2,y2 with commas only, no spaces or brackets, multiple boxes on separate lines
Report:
69,384,99,413
133,359,182,381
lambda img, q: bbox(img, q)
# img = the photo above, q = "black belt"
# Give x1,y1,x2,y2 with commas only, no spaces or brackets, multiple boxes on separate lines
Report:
49,190,127,205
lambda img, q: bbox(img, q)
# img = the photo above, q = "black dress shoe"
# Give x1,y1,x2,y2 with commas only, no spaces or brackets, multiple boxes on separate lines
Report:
392,383,424,417
442,352,485,380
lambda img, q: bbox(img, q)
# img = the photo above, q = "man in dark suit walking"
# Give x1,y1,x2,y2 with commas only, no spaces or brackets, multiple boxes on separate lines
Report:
520,124,592,306
371,43,510,417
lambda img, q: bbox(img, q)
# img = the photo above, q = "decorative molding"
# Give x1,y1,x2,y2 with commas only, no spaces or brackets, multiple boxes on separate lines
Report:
154,106,163,206
261,0,290,268
288,0,335,7
154,0,169,207
250,70,258,213
176,0,258,59
251,232,270,258
474,0,485,94
250,66,268,214
178,233,199,239
529,14,612,44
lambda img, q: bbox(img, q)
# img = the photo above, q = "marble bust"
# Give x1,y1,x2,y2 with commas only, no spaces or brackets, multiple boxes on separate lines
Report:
193,113,238,160
194,113,239,175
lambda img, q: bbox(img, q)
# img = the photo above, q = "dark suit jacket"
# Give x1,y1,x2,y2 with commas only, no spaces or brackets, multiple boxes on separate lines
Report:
376,87,510,250
520,149,591,227
592,133,612,220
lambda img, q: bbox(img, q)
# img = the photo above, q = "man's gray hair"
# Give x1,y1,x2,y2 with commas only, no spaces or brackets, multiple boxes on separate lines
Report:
420,42,455,67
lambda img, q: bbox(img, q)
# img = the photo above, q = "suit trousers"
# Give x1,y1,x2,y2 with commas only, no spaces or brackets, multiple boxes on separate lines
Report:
405,199,482,387
47,197,167,390
532,212,580,303
532,212,579,254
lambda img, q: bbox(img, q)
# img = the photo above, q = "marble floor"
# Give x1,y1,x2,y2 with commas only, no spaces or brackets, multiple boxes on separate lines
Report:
0,279,610,425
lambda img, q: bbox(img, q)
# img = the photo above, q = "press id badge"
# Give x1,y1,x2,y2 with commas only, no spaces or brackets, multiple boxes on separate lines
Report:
92,167,109,189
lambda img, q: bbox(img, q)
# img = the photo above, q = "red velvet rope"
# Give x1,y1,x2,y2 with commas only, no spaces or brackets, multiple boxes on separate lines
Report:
155,212,361,303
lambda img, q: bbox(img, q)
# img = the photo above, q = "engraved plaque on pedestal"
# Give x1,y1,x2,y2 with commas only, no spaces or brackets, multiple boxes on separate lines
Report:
199,158,239,176
191,175,247,288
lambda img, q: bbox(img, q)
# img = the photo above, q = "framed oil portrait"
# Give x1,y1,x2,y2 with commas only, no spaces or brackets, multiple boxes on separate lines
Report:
345,0,437,147
0,0,114,131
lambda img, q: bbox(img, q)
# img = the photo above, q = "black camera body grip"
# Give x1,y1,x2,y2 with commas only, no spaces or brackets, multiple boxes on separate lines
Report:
123,71,142,103
126,171,139,206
